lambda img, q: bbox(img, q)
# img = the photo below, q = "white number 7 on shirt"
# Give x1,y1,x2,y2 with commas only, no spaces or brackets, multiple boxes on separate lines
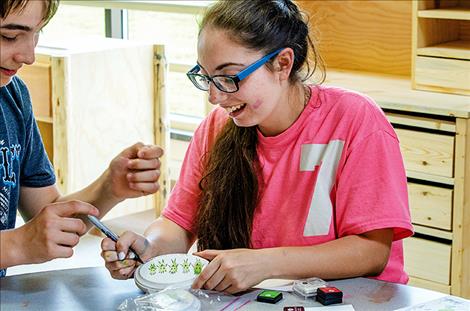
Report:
300,140,344,236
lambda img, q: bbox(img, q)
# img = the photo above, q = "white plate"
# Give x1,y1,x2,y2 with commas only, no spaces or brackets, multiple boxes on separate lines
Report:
135,254,208,292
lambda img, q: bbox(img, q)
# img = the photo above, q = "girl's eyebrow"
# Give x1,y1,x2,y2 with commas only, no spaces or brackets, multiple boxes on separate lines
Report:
215,62,244,71
197,62,245,74
0,23,33,32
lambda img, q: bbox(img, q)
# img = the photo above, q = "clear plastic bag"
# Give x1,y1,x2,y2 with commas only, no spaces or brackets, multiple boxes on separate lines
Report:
118,287,257,311
117,288,200,311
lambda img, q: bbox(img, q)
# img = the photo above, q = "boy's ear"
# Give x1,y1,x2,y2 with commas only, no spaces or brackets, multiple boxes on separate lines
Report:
275,48,295,81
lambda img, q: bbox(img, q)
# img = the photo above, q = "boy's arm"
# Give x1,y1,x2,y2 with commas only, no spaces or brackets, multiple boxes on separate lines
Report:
1,143,163,270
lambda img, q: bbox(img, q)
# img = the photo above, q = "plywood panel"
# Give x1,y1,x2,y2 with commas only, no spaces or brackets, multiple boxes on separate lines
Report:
404,237,451,285
297,0,411,76
17,61,52,118
64,46,157,219
37,121,53,162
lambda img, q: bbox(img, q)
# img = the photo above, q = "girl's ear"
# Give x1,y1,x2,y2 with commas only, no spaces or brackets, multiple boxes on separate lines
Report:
274,48,295,81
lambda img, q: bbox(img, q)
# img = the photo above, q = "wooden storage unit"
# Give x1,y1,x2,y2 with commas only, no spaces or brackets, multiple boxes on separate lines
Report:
298,0,412,76
324,70,470,297
412,0,470,95
297,0,470,297
17,38,170,219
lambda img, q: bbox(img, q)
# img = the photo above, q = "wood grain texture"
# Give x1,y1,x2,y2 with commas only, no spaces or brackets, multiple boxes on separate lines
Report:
17,61,52,118
413,0,470,95
64,45,156,219
37,121,54,162
404,237,451,285
408,183,453,230
28,40,165,219
51,57,68,194
417,40,470,60
452,118,470,297
154,45,170,217
324,69,470,118
414,224,453,240
385,112,456,132
297,0,412,76
396,128,454,178
415,56,470,95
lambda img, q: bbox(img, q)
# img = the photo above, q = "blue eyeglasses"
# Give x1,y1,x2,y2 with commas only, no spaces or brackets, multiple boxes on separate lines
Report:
186,48,283,93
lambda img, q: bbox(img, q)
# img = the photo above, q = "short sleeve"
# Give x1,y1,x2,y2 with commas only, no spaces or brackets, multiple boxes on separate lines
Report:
335,129,413,241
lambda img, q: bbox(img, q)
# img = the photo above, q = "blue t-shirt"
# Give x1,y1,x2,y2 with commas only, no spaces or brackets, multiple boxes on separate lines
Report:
0,76,56,277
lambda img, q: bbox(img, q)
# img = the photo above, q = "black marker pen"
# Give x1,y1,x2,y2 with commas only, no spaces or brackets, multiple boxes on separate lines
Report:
87,215,144,264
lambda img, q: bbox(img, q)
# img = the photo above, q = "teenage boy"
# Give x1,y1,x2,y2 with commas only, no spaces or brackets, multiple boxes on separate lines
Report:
0,0,163,276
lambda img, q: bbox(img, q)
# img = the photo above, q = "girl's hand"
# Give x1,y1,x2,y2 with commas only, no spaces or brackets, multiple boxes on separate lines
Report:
191,248,271,294
100,231,152,280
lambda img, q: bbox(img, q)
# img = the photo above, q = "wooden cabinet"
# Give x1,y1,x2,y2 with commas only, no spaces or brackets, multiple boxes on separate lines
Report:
324,70,470,297
297,0,470,297
412,0,470,95
17,38,169,219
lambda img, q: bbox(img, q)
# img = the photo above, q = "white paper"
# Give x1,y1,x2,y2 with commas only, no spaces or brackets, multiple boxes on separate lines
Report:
253,279,294,292
394,295,470,311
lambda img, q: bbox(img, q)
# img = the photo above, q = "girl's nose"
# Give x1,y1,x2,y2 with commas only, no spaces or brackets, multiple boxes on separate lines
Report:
208,83,228,105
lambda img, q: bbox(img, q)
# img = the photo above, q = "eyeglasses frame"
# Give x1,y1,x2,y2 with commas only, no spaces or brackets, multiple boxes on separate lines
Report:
186,48,284,93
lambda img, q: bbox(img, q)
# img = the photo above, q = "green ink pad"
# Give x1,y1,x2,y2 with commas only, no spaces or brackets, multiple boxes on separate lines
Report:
257,290,283,304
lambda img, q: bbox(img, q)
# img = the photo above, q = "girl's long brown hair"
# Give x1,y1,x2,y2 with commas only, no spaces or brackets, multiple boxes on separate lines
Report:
196,0,325,251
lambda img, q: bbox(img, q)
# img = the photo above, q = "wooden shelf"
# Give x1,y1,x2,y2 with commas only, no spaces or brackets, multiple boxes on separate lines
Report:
417,40,470,60
418,7,470,20
325,69,470,118
414,224,453,241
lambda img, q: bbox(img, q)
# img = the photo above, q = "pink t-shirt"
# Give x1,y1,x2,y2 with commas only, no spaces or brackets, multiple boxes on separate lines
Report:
163,85,414,284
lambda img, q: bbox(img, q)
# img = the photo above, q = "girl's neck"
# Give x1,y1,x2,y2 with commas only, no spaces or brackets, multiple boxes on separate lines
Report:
258,82,309,137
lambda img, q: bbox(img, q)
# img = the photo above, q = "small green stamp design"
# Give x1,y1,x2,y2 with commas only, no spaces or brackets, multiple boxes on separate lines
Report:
169,259,178,274
182,259,191,273
193,259,203,275
148,263,157,275
157,259,167,273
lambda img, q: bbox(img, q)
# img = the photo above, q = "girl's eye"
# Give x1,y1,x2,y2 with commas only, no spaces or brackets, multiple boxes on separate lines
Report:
1,35,17,42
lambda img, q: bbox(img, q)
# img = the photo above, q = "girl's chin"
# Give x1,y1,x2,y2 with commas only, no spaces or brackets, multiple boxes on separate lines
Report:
232,118,257,128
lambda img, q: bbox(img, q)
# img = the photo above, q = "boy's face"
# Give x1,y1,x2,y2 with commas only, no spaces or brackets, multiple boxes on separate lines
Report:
0,1,45,87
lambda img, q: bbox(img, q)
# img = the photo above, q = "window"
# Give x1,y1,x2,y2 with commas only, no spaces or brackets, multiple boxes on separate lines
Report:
42,1,211,126
40,5,105,42
127,9,208,119
38,1,213,185
128,10,198,64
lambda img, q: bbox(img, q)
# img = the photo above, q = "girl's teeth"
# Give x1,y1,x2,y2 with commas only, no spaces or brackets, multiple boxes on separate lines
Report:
226,104,244,113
